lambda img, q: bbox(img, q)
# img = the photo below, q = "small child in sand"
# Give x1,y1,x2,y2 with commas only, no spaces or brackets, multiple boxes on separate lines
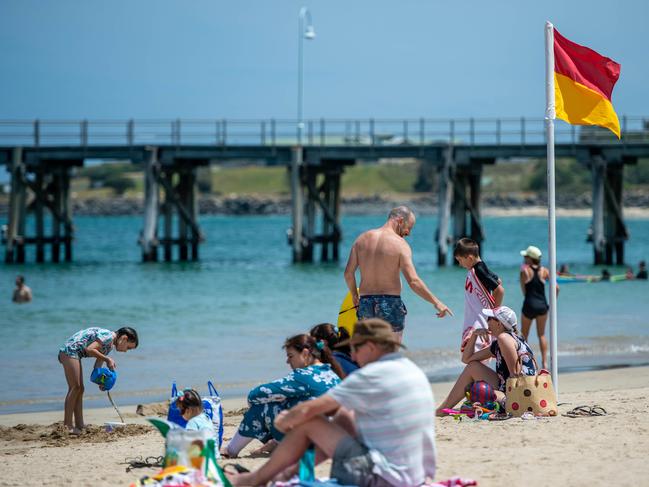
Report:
58,326,138,434
175,389,217,438
454,238,504,354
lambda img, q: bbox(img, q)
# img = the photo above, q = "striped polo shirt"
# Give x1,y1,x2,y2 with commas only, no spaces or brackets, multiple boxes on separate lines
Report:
327,352,436,486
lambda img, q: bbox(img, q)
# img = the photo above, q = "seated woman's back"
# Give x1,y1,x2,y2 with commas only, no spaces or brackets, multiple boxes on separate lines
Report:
491,327,536,392
223,333,343,458
247,361,340,405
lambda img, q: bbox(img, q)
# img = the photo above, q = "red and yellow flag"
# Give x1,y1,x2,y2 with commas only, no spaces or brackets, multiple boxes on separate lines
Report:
553,28,621,138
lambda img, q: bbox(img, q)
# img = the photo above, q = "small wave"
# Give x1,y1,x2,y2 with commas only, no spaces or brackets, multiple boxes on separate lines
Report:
403,337,649,375
557,337,649,356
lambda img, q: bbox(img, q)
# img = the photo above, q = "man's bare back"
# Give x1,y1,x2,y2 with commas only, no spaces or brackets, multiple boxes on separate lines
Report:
344,207,452,333
353,227,408,296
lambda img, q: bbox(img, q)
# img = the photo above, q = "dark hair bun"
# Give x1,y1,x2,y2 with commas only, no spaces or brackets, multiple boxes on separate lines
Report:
178,389,202,409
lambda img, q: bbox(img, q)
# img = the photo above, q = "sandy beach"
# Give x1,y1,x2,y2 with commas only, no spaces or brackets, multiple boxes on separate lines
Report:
1,365,647,487
481,205,649,219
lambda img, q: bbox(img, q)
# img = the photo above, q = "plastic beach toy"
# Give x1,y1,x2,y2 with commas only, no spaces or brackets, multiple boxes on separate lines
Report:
91,367,117,391
469,381,496,404
338,289,359,336
104,421,126,432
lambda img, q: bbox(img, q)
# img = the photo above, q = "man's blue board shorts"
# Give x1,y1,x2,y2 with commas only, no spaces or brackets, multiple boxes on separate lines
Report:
358,295,407,332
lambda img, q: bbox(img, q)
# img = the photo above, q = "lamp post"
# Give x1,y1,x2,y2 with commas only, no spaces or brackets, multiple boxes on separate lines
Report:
291,7,315,263
297,7,315,145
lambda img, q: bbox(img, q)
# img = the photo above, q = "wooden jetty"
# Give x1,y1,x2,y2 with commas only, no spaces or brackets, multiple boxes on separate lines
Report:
1,118,648,265
3,147,78,263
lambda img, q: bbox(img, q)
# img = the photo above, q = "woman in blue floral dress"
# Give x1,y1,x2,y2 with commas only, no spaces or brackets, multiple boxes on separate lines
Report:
221,334,344,458
58,326,139,434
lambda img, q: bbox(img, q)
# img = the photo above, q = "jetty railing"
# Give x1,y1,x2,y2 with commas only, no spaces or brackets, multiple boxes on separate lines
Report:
0,117,647,148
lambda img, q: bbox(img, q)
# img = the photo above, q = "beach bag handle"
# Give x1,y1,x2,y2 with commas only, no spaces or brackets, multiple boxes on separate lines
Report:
512,352,541,387
171,382,178,398
515,352,540,372
207,381,220,398
207,380,225,448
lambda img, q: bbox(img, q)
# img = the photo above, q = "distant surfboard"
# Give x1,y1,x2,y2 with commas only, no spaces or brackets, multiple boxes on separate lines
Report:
558,274,628,283
557,275,598,283
337,291,358,336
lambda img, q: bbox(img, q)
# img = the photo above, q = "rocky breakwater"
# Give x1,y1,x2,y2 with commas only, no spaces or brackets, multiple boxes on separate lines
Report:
70,195,292,216
1,191,648,216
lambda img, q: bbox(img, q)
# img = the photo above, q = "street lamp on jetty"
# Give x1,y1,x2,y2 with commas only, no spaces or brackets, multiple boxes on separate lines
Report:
297,6,316,145
290,7,316,263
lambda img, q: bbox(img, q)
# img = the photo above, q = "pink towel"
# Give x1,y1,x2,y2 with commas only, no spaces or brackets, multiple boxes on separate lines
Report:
426,477,478,487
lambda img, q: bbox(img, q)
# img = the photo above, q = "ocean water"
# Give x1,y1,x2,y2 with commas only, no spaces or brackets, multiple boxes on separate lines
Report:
1,214,648,414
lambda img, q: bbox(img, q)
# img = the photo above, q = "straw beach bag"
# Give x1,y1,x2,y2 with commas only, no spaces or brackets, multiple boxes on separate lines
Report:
505,354,558,417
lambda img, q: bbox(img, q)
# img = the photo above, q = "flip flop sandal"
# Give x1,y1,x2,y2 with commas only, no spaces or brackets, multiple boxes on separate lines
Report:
488,412,512,421
223,463,250,474
590,405,607,416
564,405,606,418
563,405,591,418
123,456,164,472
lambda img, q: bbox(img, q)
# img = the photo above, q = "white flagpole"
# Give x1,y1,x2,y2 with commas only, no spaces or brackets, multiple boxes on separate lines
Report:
545,21,559,395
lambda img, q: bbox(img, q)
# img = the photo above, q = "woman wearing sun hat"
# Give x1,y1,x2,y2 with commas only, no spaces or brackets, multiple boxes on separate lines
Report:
436,306,537,415
519,245,557,370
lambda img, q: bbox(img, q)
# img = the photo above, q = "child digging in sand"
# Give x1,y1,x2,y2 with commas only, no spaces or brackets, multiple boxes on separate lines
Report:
58,326,138,434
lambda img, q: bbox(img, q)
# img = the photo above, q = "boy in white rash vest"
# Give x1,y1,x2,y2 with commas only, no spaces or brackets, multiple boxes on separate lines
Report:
453,238,504,354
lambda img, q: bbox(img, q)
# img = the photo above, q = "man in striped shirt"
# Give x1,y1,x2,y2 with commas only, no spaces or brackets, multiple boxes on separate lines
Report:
226,319,436,487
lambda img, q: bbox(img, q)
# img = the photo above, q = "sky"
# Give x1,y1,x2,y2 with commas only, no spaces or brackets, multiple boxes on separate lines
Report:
0,0,648,121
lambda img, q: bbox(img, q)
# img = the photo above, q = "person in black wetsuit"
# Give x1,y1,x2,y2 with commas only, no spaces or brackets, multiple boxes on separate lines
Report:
519,246,558,370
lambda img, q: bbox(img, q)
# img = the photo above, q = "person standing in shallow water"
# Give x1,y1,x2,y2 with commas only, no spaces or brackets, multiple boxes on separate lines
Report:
519,245,558,370
12,275,32,303
344,206,452,342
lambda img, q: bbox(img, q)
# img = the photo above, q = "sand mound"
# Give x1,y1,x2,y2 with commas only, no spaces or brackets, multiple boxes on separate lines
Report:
134,402,248,418
0,422,153,447
135,402,168,417
225,407,248,417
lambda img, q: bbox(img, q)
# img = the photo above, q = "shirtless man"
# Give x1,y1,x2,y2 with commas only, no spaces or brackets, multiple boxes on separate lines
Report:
344,206,452,340
12,275,32,303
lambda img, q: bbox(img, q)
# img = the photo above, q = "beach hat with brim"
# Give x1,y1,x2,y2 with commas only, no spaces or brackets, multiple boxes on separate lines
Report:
337,318,406,349
520,245,542,260
482,306,517,331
